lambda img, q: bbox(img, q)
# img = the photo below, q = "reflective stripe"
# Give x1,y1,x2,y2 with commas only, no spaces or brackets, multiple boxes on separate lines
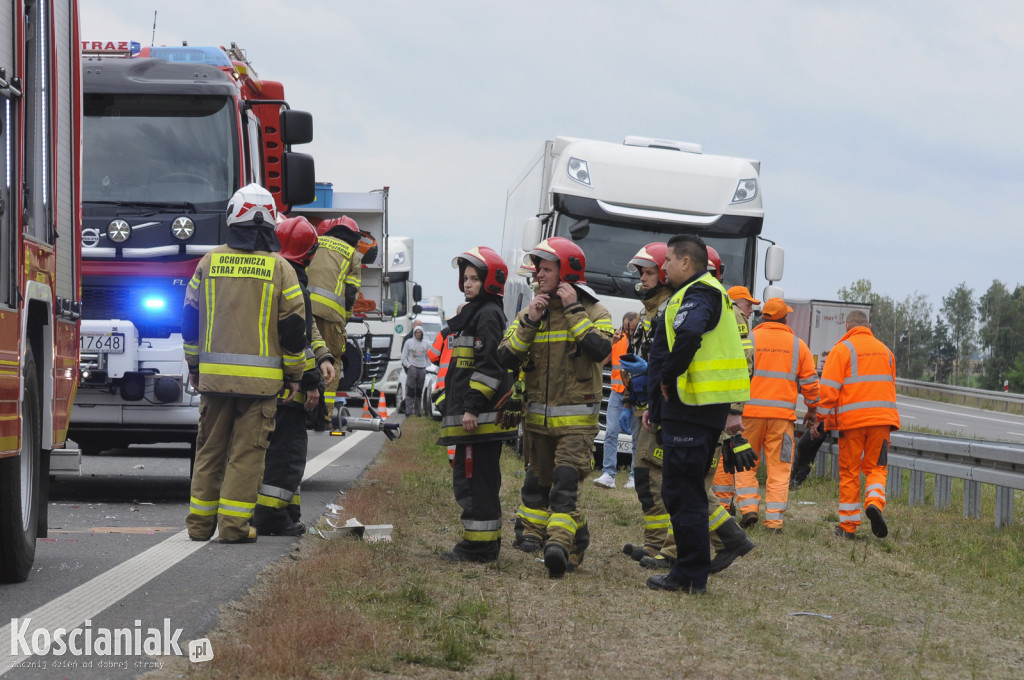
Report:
765,511,784,520
309,286,346,316
183,342,198,357
451,336,476,347
507,331,529,353
463,528,502,542
258,483,293,502
821,377,843,389
799,375,820,386
766,502,787,511
443,411,500,428
218,498,256,518
517,505,550,527
547,512,578,533
712,484,734,494
753,369,796,380
470,371,501,390
258,282,272,356
526,403,600,417
257,494,291,509
200,352,283,368
645,514,672,530
204,279,216,351
202,363,284,380
709,504,730,531
836,400,899,413
747,397,798,410
189,497,218,516
534,331,570,343
569,318,594,339
845,375,894,384
839,502,862,511
282,284,302,301
595,319,614,333
735,486,759,496
188,274,201,290
463,519,503,531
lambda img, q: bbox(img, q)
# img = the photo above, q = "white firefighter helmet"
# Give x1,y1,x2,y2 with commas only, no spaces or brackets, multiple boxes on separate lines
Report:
226,183,277,228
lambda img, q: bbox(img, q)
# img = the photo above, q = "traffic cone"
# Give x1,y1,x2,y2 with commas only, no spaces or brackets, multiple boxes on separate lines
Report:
377,392,389,419
361,396,372,419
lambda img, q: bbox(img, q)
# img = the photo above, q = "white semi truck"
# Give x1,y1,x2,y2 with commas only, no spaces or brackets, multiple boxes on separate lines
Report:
784,300,873,373
501,135,785,454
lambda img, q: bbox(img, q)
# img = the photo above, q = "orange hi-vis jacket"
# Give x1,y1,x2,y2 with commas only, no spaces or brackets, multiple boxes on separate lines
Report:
743,321,820,420
429,331,452,393
609,334,629,394
818,326,900,432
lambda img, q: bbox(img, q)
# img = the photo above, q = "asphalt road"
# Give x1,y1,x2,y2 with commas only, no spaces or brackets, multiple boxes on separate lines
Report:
896,395,1024,442
0,422,395,679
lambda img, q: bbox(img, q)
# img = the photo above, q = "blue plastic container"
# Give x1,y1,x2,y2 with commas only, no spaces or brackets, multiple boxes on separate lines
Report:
294,182,333,209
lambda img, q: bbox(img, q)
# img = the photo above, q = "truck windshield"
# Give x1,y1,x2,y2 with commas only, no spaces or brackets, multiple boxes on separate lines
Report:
82,94,236,206
554,215,752,296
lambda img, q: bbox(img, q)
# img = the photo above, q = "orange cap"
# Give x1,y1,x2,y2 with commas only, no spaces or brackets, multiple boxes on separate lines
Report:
761,298,793,321
728,286,761,305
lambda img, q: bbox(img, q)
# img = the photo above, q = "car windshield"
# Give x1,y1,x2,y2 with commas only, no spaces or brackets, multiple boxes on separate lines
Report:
82,94,236,206
553,215,752,295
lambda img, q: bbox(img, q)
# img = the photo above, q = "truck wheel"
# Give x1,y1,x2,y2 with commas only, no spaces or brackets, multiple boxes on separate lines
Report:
0,348,42,583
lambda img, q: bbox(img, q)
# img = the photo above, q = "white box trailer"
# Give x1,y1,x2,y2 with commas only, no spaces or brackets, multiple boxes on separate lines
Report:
784,299,873,373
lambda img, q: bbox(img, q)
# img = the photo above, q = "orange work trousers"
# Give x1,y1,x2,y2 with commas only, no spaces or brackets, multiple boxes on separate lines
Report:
837,425,889,533
711,454,736,511
733,417,794,530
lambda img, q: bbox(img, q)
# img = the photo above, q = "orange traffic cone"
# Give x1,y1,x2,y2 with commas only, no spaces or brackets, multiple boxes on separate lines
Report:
361,396,372,419
377,392,389,419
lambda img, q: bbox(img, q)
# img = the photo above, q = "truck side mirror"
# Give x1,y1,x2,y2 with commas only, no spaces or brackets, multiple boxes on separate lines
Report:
281,152,315,206
280,110,313,145
764,245,784,283
521,217,543,251
762,284,784,301
412,304,423,315
412,283,422,303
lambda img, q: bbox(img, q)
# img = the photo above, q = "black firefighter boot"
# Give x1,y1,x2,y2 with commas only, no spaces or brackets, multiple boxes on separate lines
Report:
709,517,756,574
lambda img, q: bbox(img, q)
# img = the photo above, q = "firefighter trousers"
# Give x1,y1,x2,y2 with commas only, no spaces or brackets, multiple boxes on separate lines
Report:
187,395,277,542
838,425,889,533
711,453,737,511
451,440,503,560
516,430,595,568
660,422,720,590
733,417,794,529
314,315,347,423
632,425,674,559
254,403,308,533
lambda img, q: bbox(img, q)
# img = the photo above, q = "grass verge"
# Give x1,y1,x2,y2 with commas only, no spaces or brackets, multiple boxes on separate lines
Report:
158,418,1024,680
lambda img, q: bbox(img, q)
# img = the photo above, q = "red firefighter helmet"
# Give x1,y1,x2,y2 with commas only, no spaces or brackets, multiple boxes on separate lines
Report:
627,242,669,285
528,236,586,284
226,183,276,228
314,214,359,237
452,246,508,297
275,216,319,267
706,245,724,281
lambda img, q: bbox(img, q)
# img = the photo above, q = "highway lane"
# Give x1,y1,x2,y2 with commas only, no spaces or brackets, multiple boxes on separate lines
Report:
896,395,1024,443
0,423,396,679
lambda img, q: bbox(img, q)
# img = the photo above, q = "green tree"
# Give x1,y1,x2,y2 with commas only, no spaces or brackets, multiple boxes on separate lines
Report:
1006,351,1024,392
977,281,1024,391
930,319,956,383
941,282,977,384
892,293,933,380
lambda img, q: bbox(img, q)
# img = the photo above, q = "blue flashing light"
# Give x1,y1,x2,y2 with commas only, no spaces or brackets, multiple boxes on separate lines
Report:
143,296,167,311
148,46,233,68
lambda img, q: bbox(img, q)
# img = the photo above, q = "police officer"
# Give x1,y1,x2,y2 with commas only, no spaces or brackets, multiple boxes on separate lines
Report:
183,184,307,544
438,247,518,563
306,216,362,424
644,234,749,593
253,216,336,536
499,237,613,578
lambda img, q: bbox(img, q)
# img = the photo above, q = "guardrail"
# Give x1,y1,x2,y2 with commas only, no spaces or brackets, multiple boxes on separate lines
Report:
896,377,1024,415
813,431,1023,528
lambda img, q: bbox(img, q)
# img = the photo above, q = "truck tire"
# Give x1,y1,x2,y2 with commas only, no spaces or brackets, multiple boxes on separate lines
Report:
0,348,42,583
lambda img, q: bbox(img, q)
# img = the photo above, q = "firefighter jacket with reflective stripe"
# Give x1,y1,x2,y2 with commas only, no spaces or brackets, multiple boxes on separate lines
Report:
663,272,750,407
183,245,307,397
499,294,613,435
743,321,820,420
609,335,629,394
307,235,362,322
281,272,333,410
818,326,900,432
437,297,517,445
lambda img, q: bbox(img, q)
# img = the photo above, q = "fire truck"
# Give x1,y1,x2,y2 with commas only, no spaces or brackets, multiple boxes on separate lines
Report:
68,43,314,457
0,0,82,583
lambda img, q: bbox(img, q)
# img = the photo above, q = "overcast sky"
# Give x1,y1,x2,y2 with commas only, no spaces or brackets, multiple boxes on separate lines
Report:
81,1,1024,317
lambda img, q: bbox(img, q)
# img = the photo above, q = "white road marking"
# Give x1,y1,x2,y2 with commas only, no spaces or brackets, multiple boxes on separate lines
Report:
1007,432,1024,438
0,431,371,675
900,400,1024,426
947,423,967,428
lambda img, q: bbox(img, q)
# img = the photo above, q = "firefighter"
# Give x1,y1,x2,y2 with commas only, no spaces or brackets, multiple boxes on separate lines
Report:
813,309,900,539
306,216,362,424
733,298,820,532
712,286,760,511
644,234,749,593
253,216,336,536
438,247,518,562
499,237,613,578
183,183,307,544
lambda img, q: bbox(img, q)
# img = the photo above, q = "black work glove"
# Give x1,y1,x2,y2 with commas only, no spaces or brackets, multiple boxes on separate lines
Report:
722,434,758,473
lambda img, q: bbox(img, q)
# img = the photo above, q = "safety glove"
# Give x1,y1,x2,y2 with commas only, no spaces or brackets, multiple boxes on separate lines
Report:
722,434,758,474
619,355,648,376
619,405,633,433
496,378,526,429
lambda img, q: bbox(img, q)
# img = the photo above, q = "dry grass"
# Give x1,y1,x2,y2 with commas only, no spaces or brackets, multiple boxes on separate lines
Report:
157,419,1024,680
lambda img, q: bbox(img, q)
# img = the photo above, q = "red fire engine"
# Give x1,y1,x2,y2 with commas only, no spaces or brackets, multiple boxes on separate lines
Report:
0,0,82,583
